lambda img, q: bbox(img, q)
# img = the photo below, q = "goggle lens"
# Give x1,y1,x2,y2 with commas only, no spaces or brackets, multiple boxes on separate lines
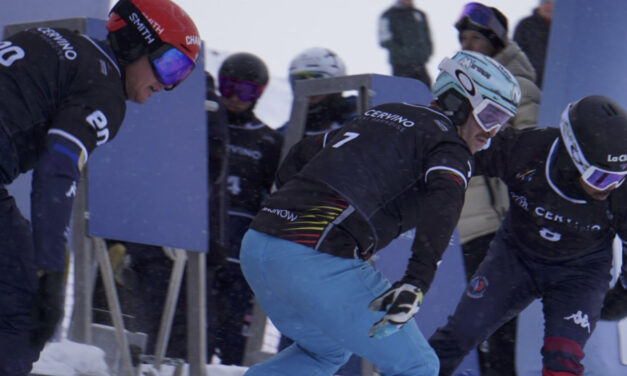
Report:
218,76,265,102
289,71,330,86
151,47,195,86
457,3,507,39
582,167,627,191
473,100,512,133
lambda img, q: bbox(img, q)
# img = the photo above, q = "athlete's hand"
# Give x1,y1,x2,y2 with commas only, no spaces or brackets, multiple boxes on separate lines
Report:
368,281,423,339
30,270,65,347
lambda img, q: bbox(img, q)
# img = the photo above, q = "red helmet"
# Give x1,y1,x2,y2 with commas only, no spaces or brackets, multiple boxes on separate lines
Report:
107,0,201,86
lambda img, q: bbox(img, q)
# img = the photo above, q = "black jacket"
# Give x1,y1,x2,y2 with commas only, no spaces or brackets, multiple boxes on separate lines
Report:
378,4,433,66
513,9,551,87
0,27,125,271
475,127,627,261
251,102,472,292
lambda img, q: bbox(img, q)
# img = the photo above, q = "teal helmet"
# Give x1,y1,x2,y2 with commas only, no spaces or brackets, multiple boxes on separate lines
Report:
432,50,521,130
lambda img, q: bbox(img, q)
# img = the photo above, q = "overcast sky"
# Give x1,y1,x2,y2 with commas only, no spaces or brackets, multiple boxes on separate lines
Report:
117,0,541,126
170,1,539,77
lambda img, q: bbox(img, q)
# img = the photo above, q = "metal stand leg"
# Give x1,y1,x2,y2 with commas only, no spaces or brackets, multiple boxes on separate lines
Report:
93,237,135,376
186,251,207,376
153,247,187,369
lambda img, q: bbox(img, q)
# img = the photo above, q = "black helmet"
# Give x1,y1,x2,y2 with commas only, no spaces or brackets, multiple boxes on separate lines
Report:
560,95,627,172
218,52,269,86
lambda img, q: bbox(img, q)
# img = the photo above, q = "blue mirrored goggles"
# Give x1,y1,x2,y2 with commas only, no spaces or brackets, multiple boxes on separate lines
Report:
150,45,195,87
581,166,627,191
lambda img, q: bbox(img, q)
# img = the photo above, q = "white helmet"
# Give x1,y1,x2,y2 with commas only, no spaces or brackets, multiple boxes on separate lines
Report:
288,47,346,79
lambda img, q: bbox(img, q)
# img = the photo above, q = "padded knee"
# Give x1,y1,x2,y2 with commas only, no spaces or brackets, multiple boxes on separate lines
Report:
541,336,584,376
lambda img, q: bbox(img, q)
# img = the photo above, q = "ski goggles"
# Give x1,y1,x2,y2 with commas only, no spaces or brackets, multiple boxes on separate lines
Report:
150,45,196,87
559,105,627,191
472,98,513,133
438,57,514,133
456,2,507,40
218,76,265,102
289,71,331,86
581,166,627,191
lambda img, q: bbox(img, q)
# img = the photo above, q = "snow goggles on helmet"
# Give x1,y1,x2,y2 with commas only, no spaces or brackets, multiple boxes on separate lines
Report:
289,71,330,86
218,76,265,102
150,44,196,87
559,105,627,191
456,2,507,40
438,57,514,133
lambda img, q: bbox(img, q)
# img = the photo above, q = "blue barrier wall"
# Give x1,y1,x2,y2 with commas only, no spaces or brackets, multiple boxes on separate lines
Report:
88,36,208,253
517,0,627,374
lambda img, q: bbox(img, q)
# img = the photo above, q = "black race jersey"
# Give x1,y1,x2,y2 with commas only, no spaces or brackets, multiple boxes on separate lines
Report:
476,127,627,261
0,27,125,271
0,27,125,180
251,102,473,291
226,117,283,218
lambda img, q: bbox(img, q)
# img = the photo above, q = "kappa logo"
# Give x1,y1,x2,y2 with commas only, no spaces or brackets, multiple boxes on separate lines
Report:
466,275,489,299
564,310,591,333
66,181,77,198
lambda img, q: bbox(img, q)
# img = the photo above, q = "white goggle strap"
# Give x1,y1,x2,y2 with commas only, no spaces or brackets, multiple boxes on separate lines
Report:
437,57,484,109
559,103,591,176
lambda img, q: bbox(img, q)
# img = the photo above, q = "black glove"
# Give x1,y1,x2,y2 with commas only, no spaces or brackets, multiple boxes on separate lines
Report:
30,270,65,347
368,281,423,338
601,277,627,321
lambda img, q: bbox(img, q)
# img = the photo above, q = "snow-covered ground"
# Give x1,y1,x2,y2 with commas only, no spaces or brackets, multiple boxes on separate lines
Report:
33,340,248,376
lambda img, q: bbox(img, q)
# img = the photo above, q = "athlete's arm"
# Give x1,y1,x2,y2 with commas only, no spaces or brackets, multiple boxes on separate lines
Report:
31,131,86,271
405,170,467,292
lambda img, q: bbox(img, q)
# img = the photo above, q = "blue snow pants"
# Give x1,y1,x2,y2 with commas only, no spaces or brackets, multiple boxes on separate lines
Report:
239,229,439,376
429,223,613,376
0,187,44,375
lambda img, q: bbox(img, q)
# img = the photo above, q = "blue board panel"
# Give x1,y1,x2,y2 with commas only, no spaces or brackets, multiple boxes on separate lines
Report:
370,74,433,107
88,48,208,253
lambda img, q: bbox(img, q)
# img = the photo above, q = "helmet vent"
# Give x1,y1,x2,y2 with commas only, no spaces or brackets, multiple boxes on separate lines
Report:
603,103,618,117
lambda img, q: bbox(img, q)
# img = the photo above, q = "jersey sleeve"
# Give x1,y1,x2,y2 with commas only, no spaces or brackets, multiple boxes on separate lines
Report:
406,143,470,292
50,88,126,157
31,133,83,271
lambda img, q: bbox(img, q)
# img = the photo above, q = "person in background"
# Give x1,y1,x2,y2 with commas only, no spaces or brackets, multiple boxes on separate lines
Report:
240,50,521,376
429,94,627,376
453,3,541,374
378,0,434,87
0,0,201,373
207,52,283,365
277,47,356,138
514,0,555,88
